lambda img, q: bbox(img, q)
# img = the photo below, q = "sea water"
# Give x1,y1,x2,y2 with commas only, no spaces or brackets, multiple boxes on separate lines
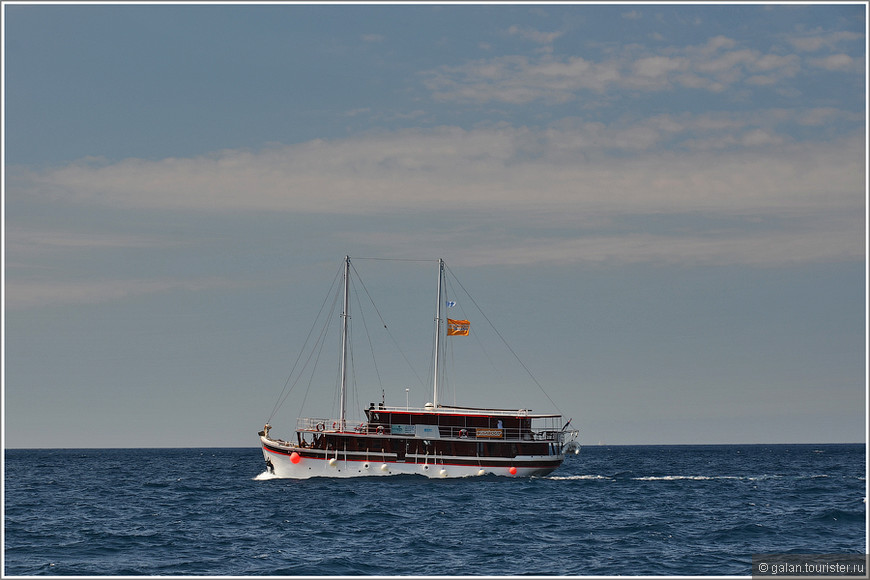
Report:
4,444,866,575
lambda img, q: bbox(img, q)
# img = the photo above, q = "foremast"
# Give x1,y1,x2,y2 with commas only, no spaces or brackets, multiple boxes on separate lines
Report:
432,258,444,408
338,255,350,432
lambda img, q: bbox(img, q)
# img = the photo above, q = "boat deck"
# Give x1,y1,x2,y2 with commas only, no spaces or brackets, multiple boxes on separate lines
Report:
295,416,568,443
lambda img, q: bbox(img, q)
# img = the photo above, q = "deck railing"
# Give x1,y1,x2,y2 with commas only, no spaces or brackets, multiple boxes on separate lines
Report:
296,417,569,442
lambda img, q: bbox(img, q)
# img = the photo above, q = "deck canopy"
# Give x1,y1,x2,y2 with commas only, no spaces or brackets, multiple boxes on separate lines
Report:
368,402,561,419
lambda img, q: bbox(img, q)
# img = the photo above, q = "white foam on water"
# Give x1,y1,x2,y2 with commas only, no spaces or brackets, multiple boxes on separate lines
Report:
253,471,279,481
633,475,744,481
633,475,789,481
548,474,792,482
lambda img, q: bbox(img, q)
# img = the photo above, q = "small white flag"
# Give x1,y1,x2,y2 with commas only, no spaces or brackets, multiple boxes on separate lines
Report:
446,301,456,308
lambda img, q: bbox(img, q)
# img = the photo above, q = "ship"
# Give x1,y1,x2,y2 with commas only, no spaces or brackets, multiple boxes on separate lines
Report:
259,256,579,478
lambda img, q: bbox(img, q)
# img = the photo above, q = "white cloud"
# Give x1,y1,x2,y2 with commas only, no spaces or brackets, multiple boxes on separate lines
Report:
701,35,737,53
5,120,863,310
695,48,756,75
740,128,784,147
633,55,686,77
808,53,857,72
423,35,817,103
507,25,563,44
753,53,799,73
797,107,844,126
9,118,864,276
12,123,862,218
8,55,864,288
424,54,622,103
787,30,863,53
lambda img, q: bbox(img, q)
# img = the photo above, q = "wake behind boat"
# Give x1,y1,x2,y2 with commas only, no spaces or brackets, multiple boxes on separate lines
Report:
259,257,578,478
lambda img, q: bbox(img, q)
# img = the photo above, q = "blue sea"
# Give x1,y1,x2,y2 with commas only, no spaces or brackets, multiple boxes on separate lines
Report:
4,444,866,576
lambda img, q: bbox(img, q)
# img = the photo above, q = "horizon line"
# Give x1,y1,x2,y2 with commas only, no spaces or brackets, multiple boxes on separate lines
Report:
4,442,866,451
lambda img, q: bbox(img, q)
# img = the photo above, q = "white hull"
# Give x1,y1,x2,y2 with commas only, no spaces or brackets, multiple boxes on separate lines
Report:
261,437,562,479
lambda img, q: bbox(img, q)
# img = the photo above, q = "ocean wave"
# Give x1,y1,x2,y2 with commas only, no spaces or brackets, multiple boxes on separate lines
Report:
6,446,864,576
547,474,613,480
548,474,783,482
811,507,867,523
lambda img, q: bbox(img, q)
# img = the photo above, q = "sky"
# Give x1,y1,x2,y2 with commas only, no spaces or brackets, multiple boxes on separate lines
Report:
2,2,867,448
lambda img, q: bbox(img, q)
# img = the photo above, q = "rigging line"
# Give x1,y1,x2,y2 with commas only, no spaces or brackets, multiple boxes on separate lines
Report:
445,274,499,385
349,260,427,390
444,265,563,414
351,257,439,263
267,262,344,423
346,318,359,423
331,324,343,422
445,334,456,407
300,297,337,423
347,276,372,418
351,273,384,393
285,277,343,423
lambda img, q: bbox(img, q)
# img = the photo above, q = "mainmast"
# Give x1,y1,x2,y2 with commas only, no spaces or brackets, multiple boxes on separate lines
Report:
432,258,444,407
338,255,350,431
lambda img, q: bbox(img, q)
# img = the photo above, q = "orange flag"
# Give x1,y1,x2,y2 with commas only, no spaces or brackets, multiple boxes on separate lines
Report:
447,319,470,336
